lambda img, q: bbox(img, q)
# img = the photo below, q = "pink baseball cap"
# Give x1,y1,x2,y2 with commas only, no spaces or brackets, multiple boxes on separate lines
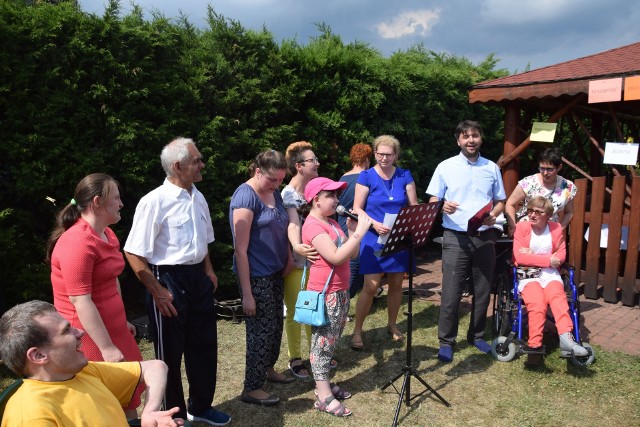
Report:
304,177,347,202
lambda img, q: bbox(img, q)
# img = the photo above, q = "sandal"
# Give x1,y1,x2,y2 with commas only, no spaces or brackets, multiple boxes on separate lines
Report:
387,325,405,342
288,358,309,378
314,395,352,417
329,358,338,369
330,382,351,400
314,382,352,400
350,333,364,350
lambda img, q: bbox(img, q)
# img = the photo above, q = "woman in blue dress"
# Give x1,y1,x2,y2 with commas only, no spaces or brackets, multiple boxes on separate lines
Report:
350,135,418,350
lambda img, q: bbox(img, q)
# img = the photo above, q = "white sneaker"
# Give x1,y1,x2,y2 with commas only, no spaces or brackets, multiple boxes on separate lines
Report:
559,332,588,357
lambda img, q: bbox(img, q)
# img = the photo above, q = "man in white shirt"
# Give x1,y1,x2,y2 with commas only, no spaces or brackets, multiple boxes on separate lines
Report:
124,137,230,426
426,120,506,363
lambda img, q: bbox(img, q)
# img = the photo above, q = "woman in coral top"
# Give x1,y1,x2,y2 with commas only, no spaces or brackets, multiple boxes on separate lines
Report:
46,173,143,418
512,196,587,366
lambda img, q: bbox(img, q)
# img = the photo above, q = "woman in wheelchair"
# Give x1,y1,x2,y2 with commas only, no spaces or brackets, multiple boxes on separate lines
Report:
513,196,588,366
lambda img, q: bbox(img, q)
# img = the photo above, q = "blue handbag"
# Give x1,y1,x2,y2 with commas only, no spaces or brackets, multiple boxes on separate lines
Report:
293,224,340,327
293,262,333,326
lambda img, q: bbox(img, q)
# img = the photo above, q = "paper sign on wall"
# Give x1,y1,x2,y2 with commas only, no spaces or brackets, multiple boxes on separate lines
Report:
530,122,557,143
588,78,622,103
603,142,639,166
624,76,640,101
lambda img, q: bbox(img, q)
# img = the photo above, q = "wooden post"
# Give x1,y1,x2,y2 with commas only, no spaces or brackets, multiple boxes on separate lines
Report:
603,177,626,302
569,178,588,284
590,113,603,177
584,177,606,299
502,103,520,196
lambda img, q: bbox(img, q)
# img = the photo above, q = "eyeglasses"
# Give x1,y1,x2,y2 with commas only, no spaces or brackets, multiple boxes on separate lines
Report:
538,166,556,173
299,157,319,165
527,208,548,216
375,152,395,158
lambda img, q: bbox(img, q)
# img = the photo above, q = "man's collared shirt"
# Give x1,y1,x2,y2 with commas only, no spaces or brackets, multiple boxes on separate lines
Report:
124,178,215,265
426,152,506,232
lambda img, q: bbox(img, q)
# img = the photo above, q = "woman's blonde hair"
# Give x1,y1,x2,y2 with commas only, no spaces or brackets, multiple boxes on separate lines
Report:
372,135,401,157
528,195,554,215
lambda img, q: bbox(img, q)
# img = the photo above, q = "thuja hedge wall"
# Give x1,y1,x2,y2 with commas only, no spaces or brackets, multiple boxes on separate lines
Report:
0,0,507,309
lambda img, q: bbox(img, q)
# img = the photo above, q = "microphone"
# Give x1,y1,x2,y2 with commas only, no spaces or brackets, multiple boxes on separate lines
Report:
336,205,359,221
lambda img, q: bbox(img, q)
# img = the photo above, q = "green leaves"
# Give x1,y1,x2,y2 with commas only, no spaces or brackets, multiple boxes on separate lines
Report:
0,2,507,308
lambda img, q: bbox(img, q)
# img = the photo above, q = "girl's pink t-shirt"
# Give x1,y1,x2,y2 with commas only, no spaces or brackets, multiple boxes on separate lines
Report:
302,216,350,293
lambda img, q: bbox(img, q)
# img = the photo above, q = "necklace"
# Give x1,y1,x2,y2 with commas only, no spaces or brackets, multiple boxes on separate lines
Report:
545,177,557,202
378,170,395,200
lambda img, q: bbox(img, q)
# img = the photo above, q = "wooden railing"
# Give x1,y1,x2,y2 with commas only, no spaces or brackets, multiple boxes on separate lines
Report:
568,176,640,306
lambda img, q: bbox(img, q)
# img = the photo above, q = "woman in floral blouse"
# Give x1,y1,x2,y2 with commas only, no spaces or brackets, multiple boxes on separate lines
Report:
505,148,578,237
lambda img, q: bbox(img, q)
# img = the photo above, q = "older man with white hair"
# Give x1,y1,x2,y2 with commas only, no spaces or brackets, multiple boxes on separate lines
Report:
124,137,229,426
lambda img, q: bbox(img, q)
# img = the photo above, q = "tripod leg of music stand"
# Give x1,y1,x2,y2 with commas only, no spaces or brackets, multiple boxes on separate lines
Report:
405,368,411,406
411,371,451,407
392,371,411,427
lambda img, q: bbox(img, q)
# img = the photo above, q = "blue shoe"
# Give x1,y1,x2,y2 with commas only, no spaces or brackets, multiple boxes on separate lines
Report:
472,339,491,354
187,407,231,426
437,345,453,363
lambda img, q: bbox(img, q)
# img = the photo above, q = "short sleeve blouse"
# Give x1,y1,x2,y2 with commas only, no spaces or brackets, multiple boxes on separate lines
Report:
516,174,578,223
229,183,289,277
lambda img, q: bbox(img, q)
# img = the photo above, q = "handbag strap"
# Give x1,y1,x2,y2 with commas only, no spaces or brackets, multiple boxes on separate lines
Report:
299,222,342,295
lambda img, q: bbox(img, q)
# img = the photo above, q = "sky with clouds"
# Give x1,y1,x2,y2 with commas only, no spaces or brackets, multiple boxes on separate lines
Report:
79,0,639,73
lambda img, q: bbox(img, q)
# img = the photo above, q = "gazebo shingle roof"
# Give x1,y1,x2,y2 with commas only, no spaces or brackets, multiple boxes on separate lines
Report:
469,41,640,108
473,41,640,88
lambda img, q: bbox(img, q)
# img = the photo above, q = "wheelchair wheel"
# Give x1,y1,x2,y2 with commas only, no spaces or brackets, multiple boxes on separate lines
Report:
492,271,512,337
569,342,595,367
491,336,517,362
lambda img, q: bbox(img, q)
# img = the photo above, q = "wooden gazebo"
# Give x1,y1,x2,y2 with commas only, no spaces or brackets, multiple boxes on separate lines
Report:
469,41,640,306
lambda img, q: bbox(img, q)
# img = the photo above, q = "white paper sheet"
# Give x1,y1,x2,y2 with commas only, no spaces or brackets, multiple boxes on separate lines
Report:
377,213,398,245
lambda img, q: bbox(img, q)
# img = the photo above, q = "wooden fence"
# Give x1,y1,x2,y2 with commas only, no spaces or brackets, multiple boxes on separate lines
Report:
568,176,640,306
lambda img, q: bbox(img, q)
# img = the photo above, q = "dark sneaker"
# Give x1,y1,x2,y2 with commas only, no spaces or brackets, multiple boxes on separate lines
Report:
187,407,231,426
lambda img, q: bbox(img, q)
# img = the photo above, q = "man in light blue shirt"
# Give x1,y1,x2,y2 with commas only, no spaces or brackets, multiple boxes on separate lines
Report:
426,120,506,363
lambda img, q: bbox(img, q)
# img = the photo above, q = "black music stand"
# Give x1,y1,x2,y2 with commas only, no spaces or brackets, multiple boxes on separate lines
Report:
379,201,451,426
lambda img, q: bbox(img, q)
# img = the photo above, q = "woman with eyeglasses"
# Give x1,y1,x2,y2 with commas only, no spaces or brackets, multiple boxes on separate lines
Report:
350,135,418,350
505,148,577,237
280,141,321,379
513,196,588,366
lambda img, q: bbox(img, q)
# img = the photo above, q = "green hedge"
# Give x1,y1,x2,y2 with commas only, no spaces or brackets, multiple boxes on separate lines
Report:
0,0,508,311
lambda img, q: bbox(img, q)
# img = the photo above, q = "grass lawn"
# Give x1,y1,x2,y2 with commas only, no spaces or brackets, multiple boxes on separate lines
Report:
3,297,639,426
161,296,640,427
